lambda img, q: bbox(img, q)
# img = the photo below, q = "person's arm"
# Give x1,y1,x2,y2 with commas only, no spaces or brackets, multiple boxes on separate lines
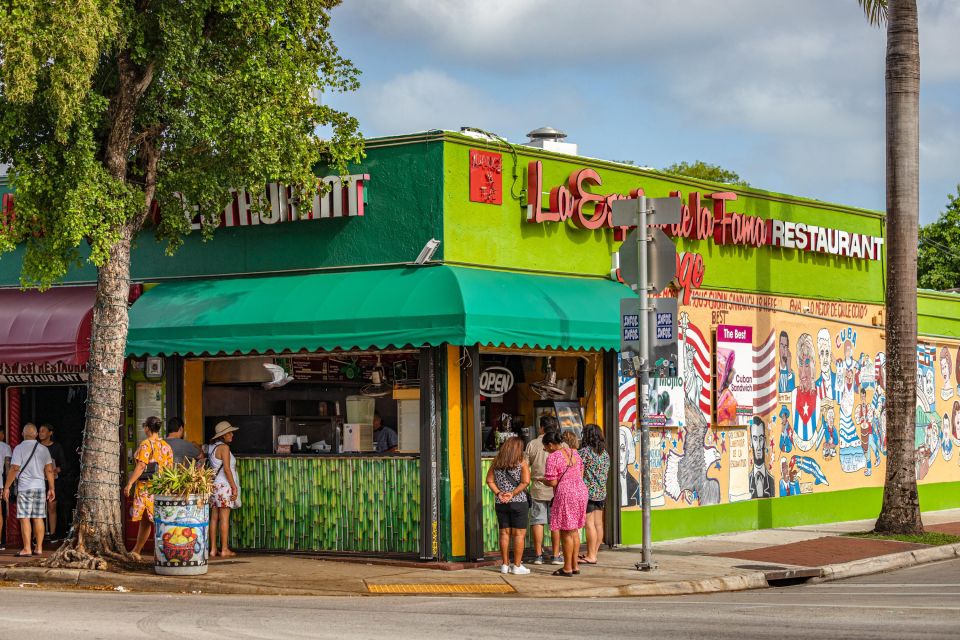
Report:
2,464,20,502
218,445,238,500
542,453,560,488
485,466,501,498
124,461,147,496
44,462,56,503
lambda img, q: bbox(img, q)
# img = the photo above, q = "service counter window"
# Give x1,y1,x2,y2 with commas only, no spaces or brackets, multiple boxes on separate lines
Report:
195,351,422,456
478,352,593,456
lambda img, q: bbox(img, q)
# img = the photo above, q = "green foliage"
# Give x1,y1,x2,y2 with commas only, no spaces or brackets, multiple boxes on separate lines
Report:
0,0,363,287
146,460,215,498
661,160,750,187
918,186,960,291
857,0,888,27
846,530,960,546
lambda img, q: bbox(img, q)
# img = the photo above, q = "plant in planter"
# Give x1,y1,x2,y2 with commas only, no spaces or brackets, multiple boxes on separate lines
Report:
146,461,215,576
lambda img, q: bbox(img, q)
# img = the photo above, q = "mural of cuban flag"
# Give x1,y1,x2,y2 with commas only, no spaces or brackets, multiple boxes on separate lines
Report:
792,455,830,487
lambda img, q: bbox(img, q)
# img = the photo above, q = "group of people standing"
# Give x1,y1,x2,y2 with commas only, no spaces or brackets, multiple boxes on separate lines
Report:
485,416,610,577
122,417,241,561
0,423,63,556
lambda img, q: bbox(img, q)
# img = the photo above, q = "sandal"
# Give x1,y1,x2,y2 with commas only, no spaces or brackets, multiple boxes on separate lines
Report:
580,559,597,565
552,569,574,577
15,551,32,557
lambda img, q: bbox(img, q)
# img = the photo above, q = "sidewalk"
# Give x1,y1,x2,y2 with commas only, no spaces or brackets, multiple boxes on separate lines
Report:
2,509,959,597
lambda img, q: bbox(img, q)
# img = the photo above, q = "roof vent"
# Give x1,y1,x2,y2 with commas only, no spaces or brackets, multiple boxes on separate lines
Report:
524,127,578,156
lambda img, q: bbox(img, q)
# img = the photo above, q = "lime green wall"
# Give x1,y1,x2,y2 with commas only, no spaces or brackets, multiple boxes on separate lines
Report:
621,481,960,543
442,133,886,303
919,290,960,340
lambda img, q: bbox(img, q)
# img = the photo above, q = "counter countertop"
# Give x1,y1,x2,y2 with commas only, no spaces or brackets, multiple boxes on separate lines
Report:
235,453,419,460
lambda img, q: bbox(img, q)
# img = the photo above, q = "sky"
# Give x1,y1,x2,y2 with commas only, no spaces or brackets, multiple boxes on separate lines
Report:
325,0,960,224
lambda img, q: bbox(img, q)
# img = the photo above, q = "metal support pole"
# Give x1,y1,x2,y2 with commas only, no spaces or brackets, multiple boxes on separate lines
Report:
636,196,656,571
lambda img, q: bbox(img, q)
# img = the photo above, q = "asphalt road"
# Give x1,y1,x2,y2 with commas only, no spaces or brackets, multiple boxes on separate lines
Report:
1,558,958,639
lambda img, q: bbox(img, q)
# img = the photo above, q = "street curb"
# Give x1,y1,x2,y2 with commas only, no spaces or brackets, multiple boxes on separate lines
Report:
2,542,959,598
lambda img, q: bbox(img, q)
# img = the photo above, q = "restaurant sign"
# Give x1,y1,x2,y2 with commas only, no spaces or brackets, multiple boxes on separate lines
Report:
187,173,370,231
0,362,88,384
524,162,884,261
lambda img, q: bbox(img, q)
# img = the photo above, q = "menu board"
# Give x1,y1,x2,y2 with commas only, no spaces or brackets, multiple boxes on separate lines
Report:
289,355,419,383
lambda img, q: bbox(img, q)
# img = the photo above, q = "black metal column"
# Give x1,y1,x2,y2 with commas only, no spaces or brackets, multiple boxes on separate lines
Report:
603,349,621,547
462,345,484,561
164,355,184,423
418,347,441,560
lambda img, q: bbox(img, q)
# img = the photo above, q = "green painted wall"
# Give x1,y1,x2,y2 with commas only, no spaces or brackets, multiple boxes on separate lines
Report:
441,133,886,303
0,139,445,286
621,481,960,543
919,290,960,340
231,456,420,553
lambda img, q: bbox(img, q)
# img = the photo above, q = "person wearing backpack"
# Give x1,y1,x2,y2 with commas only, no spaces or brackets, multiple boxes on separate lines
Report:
206,421,241,558
2,423,56,557
123,416,174,560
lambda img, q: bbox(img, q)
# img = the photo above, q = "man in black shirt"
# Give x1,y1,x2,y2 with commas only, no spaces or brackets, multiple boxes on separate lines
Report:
38,423,67,541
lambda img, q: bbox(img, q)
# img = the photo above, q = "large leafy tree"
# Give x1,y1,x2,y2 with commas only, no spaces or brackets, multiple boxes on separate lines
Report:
858,0,924,534
918,187,960,291
0,1,362,568
661,160,749,187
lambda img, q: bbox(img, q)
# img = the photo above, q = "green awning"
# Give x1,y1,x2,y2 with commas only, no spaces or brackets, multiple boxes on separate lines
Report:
126,265,630,356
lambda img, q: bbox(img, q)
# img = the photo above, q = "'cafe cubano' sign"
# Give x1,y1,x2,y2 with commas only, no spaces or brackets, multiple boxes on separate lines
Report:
524,160,884,261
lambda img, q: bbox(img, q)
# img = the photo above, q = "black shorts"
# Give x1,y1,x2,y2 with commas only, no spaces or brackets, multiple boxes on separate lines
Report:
586,499,605,513
495,501,529,529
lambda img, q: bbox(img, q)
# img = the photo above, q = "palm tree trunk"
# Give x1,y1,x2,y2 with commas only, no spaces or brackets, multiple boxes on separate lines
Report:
875,0,923,534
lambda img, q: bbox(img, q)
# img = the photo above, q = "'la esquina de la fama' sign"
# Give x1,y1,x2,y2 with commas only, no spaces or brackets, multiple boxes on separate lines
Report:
524,160,885,261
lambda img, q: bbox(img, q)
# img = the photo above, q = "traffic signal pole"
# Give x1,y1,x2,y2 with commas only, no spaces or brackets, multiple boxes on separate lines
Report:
636,196,655,571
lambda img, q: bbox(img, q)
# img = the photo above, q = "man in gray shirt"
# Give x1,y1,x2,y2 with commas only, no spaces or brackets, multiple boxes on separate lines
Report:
166,417,202,465
524,415,563,565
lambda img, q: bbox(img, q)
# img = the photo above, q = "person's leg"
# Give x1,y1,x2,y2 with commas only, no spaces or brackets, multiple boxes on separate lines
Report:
498,528,510,566
47,500,57,540
550,527,561,561
209,507,220,556
531,524,543,557
582,511,596,561
594,510,605,559
32,517,45,554
561,530,576,573
219,508,235,557
511,528,525,566
18,518,32,555
132,518,151,556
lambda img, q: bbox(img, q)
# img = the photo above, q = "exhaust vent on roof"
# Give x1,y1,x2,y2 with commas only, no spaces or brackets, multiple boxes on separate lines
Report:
523,127,578,156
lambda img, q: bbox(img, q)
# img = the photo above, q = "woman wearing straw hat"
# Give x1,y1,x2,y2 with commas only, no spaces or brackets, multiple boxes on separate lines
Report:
207,421,241,558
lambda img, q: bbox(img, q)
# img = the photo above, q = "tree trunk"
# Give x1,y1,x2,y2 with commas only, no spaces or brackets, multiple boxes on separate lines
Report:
47,233,135,569
875,0,923,535
46,50,155,569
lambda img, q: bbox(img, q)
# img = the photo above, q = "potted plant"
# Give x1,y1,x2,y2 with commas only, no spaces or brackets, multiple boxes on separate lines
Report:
146,461,214,576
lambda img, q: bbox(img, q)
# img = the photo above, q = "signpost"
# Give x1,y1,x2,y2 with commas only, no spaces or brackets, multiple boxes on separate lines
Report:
612,195,680,571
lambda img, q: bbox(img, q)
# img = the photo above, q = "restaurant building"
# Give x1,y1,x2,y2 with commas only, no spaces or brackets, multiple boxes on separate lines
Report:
2,130,960,560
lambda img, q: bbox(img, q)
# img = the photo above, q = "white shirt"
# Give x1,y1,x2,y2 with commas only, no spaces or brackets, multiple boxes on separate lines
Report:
11,440,53,491
0,441,11,465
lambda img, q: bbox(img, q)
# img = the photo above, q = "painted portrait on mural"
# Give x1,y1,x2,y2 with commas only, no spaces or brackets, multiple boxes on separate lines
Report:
664,398,721,506
916,344,941,480
678,313,711,422
792,333,819,452
779,456,801,497
618,425,640,508
749,417,774,498
776,405,793,453
778,331,796,393
941,412,954,462
816,328,837,408
836,329,866,473
940,347,954,401
821,404,838,458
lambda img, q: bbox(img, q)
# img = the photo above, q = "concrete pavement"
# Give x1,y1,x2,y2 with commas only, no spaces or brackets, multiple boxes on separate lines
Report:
2,558,959,639
1,508,959,598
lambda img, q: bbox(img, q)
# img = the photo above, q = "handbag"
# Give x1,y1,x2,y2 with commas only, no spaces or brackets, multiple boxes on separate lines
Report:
11,441,42,501
139,439,159,482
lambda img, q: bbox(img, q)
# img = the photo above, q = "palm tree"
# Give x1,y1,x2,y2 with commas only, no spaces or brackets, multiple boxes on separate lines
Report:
857,0,923,534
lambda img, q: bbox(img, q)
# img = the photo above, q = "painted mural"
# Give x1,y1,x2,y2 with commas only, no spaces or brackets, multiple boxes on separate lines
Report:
619,290,960,512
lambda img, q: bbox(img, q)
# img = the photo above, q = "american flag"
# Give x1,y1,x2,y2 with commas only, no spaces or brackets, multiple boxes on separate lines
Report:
618,368,637,425
753,330,778,417
684,321,712,419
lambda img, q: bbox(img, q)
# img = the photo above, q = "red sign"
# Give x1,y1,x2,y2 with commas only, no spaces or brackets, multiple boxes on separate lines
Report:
525,160,641,230
469,150,503,204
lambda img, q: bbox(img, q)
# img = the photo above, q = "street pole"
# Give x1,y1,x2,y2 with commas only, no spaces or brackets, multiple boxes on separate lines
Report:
636,196,655,571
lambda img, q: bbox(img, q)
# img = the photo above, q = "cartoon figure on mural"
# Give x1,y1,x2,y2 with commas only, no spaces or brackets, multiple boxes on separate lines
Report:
873,352,888,453
779,457,801,497
618,425,641,507
715,347,738,427
940,347,955,401
858,387,882,476
664,398,721,506
816,328,838,408
792,333,819,451
941,412,954,462
821,405,838,458
678,312,711,421
836,329,866,473
916,345,941,480
749,417,774,499
777,330,796,393
776,405,793,453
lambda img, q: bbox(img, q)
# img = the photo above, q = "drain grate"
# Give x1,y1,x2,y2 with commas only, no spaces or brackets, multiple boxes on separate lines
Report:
367,583,515,594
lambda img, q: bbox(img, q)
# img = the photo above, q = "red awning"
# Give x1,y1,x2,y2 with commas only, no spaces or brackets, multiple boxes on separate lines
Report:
0,286,96,365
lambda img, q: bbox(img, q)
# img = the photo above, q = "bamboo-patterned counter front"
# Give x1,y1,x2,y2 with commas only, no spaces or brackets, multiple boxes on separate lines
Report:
230,456,420,553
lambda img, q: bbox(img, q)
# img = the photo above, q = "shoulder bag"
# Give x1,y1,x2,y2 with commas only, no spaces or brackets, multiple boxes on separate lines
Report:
139,439,159,482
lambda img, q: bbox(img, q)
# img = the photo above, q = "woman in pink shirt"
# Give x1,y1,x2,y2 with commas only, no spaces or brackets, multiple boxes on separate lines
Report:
541,430,588,576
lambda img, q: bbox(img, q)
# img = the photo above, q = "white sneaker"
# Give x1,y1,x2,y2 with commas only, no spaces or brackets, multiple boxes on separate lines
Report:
510,564,531,575
500,564,510,574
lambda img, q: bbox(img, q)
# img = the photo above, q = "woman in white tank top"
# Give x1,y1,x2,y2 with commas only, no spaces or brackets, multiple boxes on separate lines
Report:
207,421,241,558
